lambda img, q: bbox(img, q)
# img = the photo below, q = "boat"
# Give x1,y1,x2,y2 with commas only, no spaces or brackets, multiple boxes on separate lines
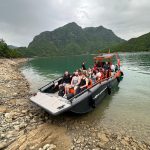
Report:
30,53,123,115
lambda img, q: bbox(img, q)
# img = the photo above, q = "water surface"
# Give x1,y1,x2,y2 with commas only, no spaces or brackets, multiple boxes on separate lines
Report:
21,52,150,143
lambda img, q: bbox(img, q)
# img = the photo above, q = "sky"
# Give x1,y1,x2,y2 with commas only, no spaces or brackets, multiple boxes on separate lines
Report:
0,0,150,47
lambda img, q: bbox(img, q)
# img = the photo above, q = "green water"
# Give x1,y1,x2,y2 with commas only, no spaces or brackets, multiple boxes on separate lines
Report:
21,52,150,143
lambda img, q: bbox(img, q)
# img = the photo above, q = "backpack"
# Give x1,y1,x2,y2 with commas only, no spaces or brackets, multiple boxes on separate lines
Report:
58,86,65,96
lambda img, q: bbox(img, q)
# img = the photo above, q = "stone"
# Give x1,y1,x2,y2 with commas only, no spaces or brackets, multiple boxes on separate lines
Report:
117,135,122,140
76,136,85,144
98,133,109,143
0,133,6,139
43,144,50,150
121,139,129,146
0,142,8,149
124,136,129,142
5,113,12,119
19,122,27,129
14,125,20,131
22,109,28,113
132,147,136,150
6,132,14,138
0,106,7,113
97,141,105,147
49,144,56,150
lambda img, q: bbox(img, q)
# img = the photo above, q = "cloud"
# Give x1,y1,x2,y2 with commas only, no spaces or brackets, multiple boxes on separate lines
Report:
0,0,150,46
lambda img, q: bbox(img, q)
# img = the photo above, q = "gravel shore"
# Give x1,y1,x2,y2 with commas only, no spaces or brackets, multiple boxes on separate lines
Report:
0,59,150,150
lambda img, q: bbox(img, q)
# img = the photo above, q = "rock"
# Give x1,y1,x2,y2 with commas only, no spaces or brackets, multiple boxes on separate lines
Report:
14,125,20,131
124,136,129,142
43,144,50,150
19,122,27,129
22,109,28,113
132,146,137,150
0,133,6,139
121,139,129,146
5,113,12,119
76,136,85,144
48,144,56,150
5,113,13,122
97,141,105,147
117,135,122,140
98,133,109,143
6,132,14,138
0,106,7,113
0,141,9,149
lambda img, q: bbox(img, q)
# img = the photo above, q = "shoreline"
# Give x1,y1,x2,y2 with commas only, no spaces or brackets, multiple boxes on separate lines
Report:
0,58,150,150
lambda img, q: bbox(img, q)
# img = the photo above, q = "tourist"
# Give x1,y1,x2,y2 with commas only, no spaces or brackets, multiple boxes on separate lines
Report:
81,62,86,70
65,71,81,96
103,62,110,71
99,68,104,80
59,71,71,95
93,62,98,71
59,71,71,87
117,58,121,69
76,72,89,94
115,64,119,72
91,70,97,84
96,69,102,81
88,68,93,78
111,63,115,72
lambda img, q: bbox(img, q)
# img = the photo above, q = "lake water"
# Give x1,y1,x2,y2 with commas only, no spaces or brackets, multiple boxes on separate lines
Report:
21,52,150,143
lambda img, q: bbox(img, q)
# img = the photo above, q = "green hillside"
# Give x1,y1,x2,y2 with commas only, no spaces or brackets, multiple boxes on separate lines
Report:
20,22,125,56
111,32,150,52
0,39,21,58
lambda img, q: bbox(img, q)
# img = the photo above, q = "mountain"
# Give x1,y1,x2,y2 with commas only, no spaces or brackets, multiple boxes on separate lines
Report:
8,45,18,49
110,32,150,52
21,22,125,56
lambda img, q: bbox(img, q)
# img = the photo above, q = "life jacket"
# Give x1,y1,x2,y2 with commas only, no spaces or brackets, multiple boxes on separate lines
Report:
115,71,121,78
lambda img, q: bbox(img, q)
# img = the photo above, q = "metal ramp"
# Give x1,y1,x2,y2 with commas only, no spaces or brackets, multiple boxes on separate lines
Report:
30,92,71,115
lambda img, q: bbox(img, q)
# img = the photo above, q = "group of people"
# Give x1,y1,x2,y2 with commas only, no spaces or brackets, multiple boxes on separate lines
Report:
59,61,120,98
59,70,89,97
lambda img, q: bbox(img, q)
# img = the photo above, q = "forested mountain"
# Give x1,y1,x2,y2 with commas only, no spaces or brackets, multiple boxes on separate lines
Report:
0,39,21,58
20,22,125,56
110,32,150,52
8,45,18,49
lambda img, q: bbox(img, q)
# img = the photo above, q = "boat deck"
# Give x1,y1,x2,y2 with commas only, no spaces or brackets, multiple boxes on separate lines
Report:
30,92,71,115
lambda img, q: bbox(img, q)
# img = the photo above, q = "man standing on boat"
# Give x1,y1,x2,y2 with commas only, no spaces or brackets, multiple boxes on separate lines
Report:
81,62,86,70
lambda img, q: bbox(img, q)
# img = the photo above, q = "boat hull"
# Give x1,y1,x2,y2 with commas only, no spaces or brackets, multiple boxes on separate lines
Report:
70,77,119,114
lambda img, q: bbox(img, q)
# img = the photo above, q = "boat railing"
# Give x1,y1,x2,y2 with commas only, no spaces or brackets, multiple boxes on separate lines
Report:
69,76,114,103
39,76,63,91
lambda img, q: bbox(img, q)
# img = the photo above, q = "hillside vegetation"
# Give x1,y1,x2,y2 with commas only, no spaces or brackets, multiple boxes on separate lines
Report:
19,22,125,56
110,32,150,52
0,39,21,58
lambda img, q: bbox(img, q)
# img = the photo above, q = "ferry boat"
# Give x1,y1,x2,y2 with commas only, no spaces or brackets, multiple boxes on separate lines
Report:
30,53,123,115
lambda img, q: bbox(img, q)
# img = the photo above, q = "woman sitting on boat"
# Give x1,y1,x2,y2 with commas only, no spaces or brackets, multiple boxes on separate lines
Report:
95,69,102,81
76,71,89,94
91,70,97,84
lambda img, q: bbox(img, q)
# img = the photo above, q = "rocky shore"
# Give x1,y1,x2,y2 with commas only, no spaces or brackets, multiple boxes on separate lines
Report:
0,59,150,150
